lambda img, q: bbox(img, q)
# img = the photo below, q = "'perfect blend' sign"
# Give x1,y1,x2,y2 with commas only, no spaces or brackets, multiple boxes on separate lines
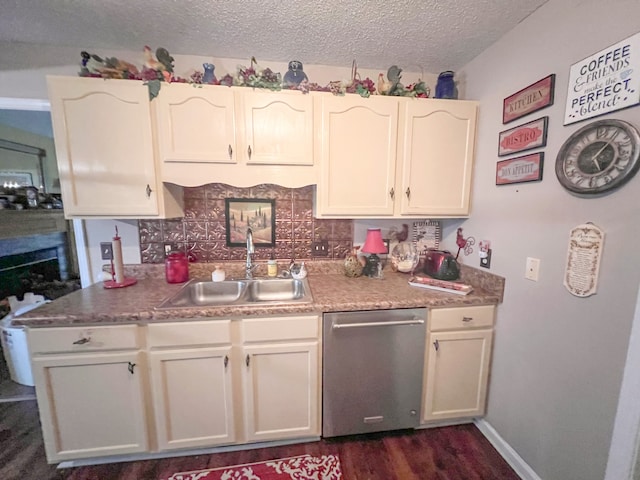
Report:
564,32,640,125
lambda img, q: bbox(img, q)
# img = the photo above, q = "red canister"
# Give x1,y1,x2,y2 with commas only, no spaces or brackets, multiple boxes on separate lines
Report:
165,251,189,283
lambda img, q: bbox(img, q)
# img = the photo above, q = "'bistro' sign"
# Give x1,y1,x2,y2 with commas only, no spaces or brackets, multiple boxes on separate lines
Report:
564,32,640,125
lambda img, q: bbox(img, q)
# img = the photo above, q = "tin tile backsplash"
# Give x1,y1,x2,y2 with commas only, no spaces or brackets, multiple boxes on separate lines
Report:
139,184,353,264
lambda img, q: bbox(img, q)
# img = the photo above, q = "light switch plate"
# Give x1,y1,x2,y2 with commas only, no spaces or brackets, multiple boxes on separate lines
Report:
525,257,540,281
100,242,113,260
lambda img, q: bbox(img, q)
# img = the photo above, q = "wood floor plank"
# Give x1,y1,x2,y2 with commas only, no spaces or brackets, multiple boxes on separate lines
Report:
0,400,521,480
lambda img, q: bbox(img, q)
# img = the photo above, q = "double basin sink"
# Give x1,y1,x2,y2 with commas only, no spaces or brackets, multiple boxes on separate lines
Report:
156,277,312,309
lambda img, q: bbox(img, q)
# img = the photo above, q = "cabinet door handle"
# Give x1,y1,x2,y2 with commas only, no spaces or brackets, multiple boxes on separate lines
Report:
389,188,395,200
228,144,233,159
462,316,473,322
72,337,90,345
433,339,440,352
146,184,153,198
224,355,229,368
405,187,411,199
128,362,136,374
247,145,252,159
245,354,250,367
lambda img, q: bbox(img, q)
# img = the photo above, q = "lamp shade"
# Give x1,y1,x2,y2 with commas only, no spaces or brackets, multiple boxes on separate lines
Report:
361,228,387,254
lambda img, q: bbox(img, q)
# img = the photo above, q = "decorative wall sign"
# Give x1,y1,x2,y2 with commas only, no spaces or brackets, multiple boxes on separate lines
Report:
498,116,549,156
496,153,544,185
225,198,275,247
564,223,604,297
564,32,640,125
412,220,441,255
503,74,555,124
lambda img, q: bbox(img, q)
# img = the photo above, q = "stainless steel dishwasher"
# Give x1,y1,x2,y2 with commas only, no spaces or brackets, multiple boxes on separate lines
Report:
322,308,427,437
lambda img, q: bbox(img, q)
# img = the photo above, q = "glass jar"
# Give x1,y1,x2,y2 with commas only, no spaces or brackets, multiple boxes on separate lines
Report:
165,251,189,283
390,242,419,273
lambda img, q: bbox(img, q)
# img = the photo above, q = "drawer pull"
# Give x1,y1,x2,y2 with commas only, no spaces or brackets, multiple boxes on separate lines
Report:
146,184,153,198
224,355,229,368
433,339,440,352
405,187,411,199
72,337,91,345
128,362,136,374
245,354,250,367
462,317,473,322
389,188,395,200
247,145,252,159
228,144,233,159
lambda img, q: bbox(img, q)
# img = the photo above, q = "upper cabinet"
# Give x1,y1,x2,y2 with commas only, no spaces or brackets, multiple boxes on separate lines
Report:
315,94,399,216
314,93,478,218
155,84,316,187
47,76,183,219
398,99,478,217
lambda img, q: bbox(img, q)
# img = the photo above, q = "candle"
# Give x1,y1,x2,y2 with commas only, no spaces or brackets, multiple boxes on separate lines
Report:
112,226,125,284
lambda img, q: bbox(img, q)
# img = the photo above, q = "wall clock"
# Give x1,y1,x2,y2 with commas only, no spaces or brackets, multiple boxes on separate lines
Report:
555,119,640,195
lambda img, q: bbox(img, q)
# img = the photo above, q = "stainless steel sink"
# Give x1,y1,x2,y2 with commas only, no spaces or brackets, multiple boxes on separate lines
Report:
156,277,312,309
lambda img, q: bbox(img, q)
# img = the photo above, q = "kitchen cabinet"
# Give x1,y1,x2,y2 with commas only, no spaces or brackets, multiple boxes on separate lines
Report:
147,320,235,450
314,94,478,218
155,83,316,187
47,76,183,219
315,94,399,216
421,305,494,423
398,99,478,217
241,315,321,442
28,325,148,462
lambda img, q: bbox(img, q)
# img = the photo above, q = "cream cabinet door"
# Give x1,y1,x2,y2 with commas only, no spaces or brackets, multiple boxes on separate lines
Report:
316,94,398,217
31,351,148,462
154,83,237,165
239,90,313,166
422,329,493,423
149,346,235,450
242,342,320,442
47,77,162,217
398,99,478,217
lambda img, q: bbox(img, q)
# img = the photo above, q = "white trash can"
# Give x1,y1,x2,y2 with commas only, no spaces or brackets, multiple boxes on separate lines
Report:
1,293,49,387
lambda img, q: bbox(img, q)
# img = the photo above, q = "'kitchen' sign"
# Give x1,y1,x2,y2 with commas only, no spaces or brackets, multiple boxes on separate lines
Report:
564,32,640,125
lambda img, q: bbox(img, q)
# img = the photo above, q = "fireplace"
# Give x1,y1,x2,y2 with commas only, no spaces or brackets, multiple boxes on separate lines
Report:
0,212,80,307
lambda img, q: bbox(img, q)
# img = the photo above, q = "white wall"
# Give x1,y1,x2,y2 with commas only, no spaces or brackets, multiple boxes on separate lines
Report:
454,1,640,479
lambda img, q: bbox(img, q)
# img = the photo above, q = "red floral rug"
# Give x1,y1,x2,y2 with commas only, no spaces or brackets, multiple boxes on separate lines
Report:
165,454,343,480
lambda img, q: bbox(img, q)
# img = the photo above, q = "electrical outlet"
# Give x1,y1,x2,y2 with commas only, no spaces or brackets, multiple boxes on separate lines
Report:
525,257,540,281
480,249,492,269
100,242,113,260
312,240,329,257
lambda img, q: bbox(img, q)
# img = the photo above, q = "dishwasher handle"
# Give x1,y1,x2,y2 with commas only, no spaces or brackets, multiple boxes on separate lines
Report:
332,318,424,330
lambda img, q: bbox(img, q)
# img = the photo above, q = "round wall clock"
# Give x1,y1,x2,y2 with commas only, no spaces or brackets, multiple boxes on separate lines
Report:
555,119,640,195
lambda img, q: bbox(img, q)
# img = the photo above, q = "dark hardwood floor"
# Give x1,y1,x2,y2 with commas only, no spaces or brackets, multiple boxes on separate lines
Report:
0,400,521,480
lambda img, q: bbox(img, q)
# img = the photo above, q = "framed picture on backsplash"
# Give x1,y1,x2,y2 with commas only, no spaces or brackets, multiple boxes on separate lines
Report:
225,198,276,247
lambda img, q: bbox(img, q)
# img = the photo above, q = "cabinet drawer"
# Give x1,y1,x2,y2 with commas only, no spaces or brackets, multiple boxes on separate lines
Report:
147,320,231,348
429,305,495,331
242,315,319,343
28,325,139,354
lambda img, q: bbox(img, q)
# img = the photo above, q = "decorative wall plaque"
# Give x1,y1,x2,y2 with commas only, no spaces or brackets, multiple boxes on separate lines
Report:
564,223,605,297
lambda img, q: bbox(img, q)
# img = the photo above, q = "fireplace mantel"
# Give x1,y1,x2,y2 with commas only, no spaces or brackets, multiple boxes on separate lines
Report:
0,210,67,240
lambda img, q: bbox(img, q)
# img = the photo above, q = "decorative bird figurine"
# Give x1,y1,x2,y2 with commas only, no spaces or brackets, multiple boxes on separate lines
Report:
455,228,476,259
386,65,403,96
389,223,409,242
143,46,165,71
155,47,174,73
377,73,391,95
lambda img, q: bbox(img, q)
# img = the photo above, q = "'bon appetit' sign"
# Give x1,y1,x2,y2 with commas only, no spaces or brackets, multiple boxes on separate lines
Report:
564,32,640,125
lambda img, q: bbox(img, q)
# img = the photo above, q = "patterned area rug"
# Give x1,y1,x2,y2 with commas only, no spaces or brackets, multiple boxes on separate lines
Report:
165,454,343,480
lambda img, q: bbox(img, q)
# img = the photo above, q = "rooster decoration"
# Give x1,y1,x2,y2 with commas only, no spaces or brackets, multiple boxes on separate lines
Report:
455,228,476,259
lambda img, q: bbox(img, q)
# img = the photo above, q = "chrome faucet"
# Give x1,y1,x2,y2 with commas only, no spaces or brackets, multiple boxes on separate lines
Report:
245,227,255,279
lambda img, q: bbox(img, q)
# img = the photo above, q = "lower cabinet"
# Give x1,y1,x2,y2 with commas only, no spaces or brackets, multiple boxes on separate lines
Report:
421,305,495,423
28,326,148,462
147,320,235,450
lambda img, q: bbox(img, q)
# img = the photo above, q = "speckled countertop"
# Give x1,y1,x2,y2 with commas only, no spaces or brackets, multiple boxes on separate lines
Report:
12,262,504,327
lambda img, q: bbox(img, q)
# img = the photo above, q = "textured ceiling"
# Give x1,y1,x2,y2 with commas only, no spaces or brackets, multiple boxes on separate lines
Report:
1,0,548,73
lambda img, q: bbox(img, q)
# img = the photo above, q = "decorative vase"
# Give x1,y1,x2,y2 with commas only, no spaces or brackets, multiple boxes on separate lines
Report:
390,242,419,273
435,71,457,99
344,248,364,277
203,63,216,84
